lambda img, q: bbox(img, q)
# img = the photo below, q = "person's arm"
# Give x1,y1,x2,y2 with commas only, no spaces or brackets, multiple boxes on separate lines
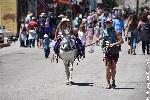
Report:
34,22,38,30
137,21,142,31
110,32,124,47
125,20,129,30
125,21,130,38
19,24,22,38
97,32,103,44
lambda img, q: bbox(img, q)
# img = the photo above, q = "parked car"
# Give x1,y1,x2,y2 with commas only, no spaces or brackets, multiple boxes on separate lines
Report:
0,33,4,43
0,26,5,43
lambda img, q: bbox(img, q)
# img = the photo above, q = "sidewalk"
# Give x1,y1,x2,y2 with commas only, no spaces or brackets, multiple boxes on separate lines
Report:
0,40,21,56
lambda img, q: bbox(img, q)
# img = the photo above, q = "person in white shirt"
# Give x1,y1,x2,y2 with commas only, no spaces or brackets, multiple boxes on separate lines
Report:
78,26,86,46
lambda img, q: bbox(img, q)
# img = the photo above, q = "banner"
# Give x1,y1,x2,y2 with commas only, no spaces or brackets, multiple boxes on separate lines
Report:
55,0,71,5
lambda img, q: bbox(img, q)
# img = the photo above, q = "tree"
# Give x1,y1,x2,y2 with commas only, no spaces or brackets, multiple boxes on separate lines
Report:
115,0,124,5
136,0,139,16
102,0,118,10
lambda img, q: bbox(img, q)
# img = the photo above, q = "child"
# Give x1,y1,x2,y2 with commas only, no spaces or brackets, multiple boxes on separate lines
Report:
78,26,86,58
43,34,51,58
78,26,86,46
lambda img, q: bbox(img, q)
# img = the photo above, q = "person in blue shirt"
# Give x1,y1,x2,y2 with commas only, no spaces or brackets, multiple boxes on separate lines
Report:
99,12,108,30
97,18,124,89
113,13,124,51
113,13,124,35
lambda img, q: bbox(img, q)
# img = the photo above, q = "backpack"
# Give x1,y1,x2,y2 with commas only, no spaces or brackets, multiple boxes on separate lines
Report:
43,38,50,49
102,27,119,54
140,22,150,41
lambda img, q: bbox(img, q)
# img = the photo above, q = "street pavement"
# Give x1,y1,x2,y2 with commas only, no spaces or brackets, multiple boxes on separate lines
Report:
0,41,149,100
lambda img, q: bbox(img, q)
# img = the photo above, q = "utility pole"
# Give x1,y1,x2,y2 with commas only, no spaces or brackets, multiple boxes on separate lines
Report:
136,0,139,16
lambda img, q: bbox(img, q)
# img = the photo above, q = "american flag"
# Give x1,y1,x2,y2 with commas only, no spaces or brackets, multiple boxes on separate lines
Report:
38,0,50,11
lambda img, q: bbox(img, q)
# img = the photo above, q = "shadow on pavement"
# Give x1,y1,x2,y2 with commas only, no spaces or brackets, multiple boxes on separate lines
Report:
114,87,135,90
15,53,26,55
71,82,94,86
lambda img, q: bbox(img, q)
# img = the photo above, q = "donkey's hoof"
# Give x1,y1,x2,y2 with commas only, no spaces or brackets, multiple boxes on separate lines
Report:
69,81,72,86
66,82,69,85
56,59,58,63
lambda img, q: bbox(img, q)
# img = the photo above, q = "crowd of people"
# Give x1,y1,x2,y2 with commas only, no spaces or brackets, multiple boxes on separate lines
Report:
18,6,150,88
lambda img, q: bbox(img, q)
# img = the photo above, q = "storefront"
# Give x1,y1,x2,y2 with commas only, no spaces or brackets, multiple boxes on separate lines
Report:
0,0,17,35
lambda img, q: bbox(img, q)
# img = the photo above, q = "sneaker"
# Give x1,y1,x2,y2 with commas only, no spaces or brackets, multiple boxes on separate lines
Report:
69,81,72,86
106,84,111,89
111,80,116,89
66,80,69,85
132,52,136,55
128,49,131,54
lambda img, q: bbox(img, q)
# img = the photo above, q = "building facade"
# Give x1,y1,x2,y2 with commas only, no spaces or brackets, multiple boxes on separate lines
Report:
0,0,17,35
124,0,150,9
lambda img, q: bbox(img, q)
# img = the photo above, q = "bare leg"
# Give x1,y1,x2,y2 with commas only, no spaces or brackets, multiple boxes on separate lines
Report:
111,61,117,88
111,61,116,81
105,60,111,87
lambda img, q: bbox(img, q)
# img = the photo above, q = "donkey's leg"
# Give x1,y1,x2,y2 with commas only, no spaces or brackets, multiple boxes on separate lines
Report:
69,62,73,85
64,61,70,85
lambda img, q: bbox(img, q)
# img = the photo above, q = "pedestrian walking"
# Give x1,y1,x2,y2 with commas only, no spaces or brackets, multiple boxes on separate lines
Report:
25,12,33,23
99,12,107,31
43,34,51,58
78,26,86,57
28,17,38,48
113,13,124,51
19,19,27,47
125,15,138,55
137,14,150,55
87,13,95,53
97,18,124,89
37,13,46,48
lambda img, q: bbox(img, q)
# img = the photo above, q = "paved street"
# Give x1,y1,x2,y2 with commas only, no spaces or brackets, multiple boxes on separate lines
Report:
0,41,149,100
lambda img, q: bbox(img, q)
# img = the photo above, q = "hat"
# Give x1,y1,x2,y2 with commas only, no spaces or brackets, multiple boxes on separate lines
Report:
44,34,48,38
60,18,70,23
28,12,33,16
41,13,46,15
105,18,113,23
58,14,64,18
40,13,46,17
